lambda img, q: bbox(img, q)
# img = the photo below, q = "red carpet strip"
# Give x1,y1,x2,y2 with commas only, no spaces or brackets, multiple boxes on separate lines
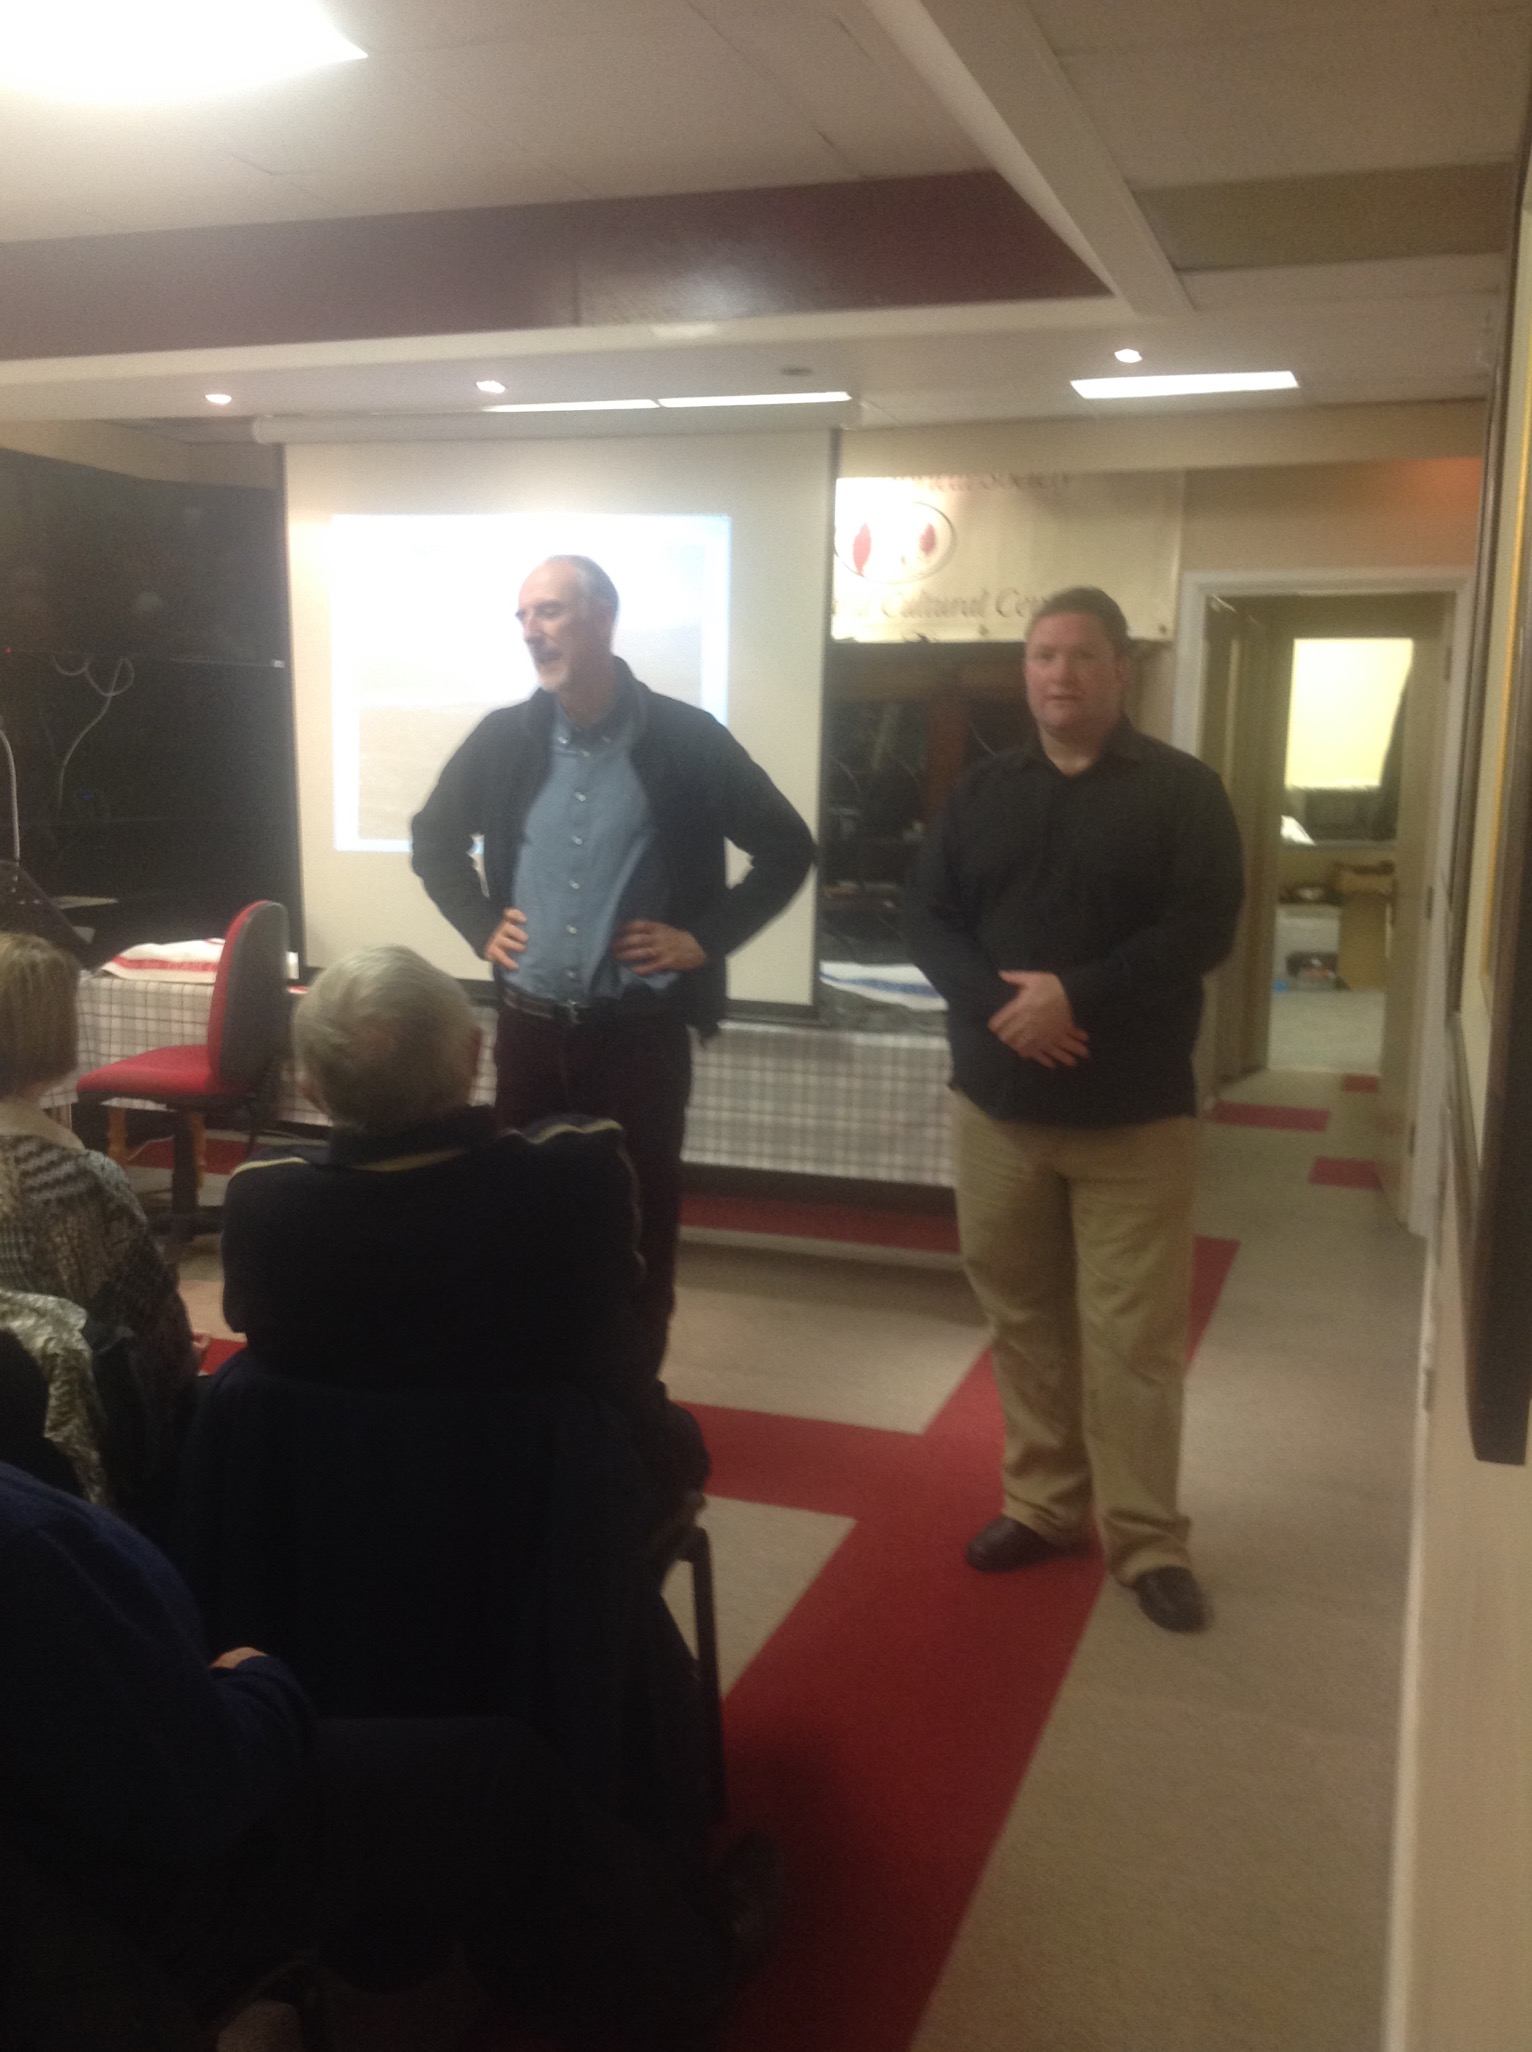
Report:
1210,1101,1330,1131
691,1234,1237,2052
1310,1156,1384,1189
1341,1074,1380,1093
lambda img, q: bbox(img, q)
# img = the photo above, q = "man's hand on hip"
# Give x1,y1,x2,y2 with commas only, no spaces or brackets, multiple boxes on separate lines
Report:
988,971,1091,1068
485,908,529,972
611,921,707,975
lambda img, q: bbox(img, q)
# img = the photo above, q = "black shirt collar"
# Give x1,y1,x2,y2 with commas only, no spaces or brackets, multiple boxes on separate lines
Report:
326,1104,496,1168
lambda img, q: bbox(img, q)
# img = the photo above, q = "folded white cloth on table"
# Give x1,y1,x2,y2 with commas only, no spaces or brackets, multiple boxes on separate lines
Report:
819,960,946,1012
102,940,223,984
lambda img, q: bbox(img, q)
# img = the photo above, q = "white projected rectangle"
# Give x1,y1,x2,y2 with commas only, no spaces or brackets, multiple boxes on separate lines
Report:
285,432,831,1004
330,512,731,852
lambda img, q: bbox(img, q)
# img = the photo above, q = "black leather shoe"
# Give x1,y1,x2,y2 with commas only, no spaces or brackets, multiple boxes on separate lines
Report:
964,1515,1077,1573
1133,1565,1208,1633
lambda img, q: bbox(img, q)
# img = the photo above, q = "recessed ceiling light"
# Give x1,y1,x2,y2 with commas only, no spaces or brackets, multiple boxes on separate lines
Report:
482,398,660,414
1114,348,1143,364
475,380,506,395
1072,371,1299,399
205,392,234,406
0,0,366,105
657,390,852,409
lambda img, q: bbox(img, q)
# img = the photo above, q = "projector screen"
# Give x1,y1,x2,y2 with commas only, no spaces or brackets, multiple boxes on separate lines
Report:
286,432,834,1005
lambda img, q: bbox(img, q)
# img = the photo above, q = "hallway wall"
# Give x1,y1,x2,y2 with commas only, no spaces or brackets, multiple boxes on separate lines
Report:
1181,458,1482,574
1389,1187,1532,2052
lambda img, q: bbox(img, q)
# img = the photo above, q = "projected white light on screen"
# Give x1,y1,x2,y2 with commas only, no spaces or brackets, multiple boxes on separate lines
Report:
329,512,731,853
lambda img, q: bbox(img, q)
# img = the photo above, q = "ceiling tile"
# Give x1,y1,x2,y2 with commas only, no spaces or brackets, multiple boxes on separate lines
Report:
0,206,119,245
0,120,337,236
406,15,852,196
329,0,684,54
688,2,983,177
171,54,460,177
1056,9,1532,185
291,155,584,216
1029,0,1530,57
1184,252,1508,308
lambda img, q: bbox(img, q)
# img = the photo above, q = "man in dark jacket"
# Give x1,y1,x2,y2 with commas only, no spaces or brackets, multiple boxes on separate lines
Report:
906,587,1243,1635
411,554,815,1360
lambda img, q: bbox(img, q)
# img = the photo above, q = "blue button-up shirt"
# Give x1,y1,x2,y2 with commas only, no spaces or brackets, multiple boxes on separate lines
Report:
504,686,676,1001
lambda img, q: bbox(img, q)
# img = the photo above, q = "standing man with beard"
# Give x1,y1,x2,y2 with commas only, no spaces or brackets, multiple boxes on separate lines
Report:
412,555,815,1367
906,587,1243,1632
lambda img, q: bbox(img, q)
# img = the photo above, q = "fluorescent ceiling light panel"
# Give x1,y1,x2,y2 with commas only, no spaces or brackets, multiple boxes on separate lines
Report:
1072,371,1298,399
482,398,659,414
0,0,366,104
658,391,852,409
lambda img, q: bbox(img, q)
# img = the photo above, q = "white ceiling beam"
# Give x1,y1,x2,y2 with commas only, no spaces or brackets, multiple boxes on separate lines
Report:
861,0,1189,316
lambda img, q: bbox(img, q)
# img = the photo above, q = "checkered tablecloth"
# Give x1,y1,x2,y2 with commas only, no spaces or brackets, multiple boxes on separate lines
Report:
66,976,956,1187
690,1023,953,1185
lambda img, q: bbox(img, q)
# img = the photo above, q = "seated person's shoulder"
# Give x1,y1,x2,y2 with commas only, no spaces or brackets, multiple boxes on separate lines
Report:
497,1113,628,1170
223,1148,325,1208
492,1117,636,1208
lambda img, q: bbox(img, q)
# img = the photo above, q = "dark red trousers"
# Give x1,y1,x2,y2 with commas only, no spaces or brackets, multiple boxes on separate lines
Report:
494,1004,692,1367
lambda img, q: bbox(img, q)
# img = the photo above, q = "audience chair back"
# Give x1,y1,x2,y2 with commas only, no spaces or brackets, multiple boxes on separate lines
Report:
75,901,291,1244
174,1352,713,1859
205,900,290,1092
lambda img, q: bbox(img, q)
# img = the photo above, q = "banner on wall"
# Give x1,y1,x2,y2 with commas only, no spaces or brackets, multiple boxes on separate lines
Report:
832,471,1185,643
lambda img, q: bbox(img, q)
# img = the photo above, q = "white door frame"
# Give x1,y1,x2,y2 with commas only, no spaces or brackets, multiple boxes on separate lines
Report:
1173,566,1474,1235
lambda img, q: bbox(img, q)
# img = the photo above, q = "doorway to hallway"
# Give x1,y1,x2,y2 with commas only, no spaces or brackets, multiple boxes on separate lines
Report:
1193,587,1459,1222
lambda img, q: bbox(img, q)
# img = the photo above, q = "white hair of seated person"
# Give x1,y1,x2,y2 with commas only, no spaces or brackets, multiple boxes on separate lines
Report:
294,945,481,1135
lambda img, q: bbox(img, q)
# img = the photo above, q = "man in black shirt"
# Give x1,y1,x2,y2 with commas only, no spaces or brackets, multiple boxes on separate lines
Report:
906,588,1242,1632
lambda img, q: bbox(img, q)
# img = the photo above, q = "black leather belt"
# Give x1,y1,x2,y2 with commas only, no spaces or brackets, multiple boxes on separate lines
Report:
498,984,672,1028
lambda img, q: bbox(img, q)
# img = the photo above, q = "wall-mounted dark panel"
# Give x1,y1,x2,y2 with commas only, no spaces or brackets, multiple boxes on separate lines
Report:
0,446,286,661
0,445,298,951
0,172,1106,362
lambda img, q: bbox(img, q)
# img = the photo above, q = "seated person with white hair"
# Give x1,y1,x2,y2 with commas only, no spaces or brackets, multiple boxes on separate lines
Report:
219,944,705,1495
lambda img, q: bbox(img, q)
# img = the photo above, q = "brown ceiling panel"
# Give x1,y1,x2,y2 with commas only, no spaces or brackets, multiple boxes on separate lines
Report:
1138,162,1518,273
0,172,1104,363
572,174,1104,326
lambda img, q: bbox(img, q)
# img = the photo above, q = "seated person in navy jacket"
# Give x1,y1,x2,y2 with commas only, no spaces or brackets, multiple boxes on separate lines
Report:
219,943,705,1497
0,1457,765,2048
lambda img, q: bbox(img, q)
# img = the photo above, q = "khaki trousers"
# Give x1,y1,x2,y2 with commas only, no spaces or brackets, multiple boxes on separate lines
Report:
952,1092,1200,1582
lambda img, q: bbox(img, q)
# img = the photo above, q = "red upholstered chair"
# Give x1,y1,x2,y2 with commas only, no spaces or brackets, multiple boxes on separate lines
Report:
76,901,291,1246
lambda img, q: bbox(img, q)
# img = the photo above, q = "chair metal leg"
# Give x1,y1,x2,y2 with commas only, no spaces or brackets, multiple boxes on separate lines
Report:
678,1523,727,1824
168,1113,200,1252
